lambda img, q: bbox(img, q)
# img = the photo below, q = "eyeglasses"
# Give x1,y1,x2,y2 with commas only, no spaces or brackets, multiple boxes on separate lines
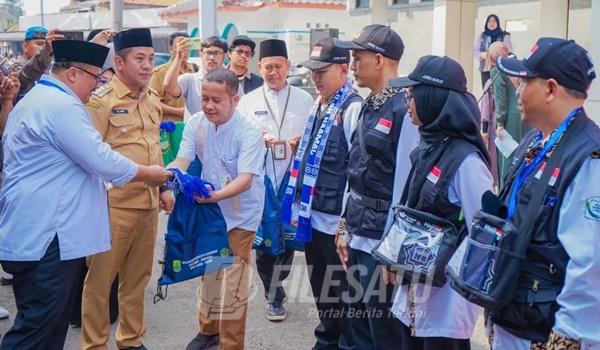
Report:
75,66,107,85
404,89,413,106
262,64,286,72
202,50,225,58
231,48,253,57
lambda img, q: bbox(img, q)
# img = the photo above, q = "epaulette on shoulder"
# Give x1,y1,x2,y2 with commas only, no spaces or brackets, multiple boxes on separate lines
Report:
147,86,160,96
93,84,113,98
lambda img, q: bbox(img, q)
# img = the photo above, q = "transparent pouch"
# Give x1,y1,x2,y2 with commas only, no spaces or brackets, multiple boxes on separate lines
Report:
447,210,526,310
372,205,460,287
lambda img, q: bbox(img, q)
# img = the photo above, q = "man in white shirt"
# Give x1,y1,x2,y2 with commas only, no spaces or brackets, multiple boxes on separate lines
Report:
237,39,313,321
291,37,363,349
167,68,265,350
164,36,227,117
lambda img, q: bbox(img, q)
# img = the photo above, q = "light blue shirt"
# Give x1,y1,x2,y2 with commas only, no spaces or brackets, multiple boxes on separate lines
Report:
0,75,138,261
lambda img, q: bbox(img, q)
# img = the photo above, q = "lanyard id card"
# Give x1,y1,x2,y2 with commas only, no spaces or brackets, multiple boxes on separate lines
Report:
272,141,287,160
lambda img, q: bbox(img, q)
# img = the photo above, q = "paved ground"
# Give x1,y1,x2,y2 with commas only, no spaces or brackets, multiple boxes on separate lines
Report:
1,214,489,349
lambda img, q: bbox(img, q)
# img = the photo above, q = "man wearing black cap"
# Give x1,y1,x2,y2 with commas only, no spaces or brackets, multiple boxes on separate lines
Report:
334,24,419,350
164,36,228,117
148,31,198,121
473,38,600,350
290,36,363,349
237,38,314,322
227,35,263,96
82,28,169,350
0,39,171,350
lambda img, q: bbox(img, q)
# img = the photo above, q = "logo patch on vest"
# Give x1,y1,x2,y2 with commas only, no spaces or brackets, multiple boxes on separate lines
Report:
374,118,392,134
426,166,442,184
585,197,600,221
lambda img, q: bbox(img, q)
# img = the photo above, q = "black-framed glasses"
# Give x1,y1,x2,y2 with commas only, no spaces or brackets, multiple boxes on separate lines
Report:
231,48,253,57
202,50,225,58
75,66,107,85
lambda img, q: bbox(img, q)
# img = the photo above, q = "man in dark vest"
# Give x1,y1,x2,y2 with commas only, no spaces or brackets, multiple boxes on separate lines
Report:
488,37,600,349
334,25,419,350
288,37,363,349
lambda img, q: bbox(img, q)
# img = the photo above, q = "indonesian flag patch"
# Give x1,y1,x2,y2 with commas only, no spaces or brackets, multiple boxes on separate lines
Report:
374,118,392,134
534,162,547,179
548,167,560,186
311,45,323,58
426,166,442,184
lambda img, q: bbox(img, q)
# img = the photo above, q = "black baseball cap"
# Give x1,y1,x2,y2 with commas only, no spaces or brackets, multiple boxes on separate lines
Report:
231,35,256,51
497,37,596,93
298,38,350,70
390,55,467,93
335,24,404,61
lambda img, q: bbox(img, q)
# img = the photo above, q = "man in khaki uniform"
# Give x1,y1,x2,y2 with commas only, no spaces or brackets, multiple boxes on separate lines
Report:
81,28,174,350
148,31,198,121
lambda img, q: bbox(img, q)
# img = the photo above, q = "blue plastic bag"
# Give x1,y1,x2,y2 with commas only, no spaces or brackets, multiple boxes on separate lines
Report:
277,169,305,252
158,191,234,286
254,175,285,255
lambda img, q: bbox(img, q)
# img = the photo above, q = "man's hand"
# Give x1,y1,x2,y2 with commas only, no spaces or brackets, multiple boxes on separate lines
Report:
264,135,277,149
159,190,175,214
287,135,301,154
89,30,116,46
135,165,172,186
0,73,19,102
195,185,220,204
173,37,190,63
382,266,398,285
44,29,65,54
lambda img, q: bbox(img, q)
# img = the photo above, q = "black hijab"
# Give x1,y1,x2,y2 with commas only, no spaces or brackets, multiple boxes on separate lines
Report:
405,84,491,207
483,14,504,43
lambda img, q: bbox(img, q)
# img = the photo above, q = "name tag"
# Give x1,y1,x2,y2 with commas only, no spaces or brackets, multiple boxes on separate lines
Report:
426,166,442,184
112,108,129,114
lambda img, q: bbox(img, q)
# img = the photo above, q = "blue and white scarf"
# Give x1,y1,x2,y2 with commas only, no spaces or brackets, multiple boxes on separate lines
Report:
280,79,354,242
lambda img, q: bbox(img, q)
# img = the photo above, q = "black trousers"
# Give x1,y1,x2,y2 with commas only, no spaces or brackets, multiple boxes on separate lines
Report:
255,248,294,305
398,322,471,350
305,229,354,350
346,247,404,350
0,236,83,350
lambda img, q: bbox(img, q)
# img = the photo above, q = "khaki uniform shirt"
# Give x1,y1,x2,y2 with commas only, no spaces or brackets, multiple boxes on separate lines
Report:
148,60,197,121
86,75,163,209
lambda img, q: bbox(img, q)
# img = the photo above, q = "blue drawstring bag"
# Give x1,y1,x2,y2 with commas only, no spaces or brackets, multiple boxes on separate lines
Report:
254,173,286,255
277,168,305,252
155,169,234,301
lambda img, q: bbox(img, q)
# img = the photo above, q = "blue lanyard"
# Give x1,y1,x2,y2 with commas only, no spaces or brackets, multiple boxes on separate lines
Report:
37,78,71,96
506,106,582,220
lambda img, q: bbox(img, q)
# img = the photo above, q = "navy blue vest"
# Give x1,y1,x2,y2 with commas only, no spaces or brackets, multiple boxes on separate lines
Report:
345,93,408,239
491,111,600,342
296,94,362,215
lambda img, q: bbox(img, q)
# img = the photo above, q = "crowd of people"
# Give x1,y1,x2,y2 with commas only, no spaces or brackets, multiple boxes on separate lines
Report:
0,14,598,350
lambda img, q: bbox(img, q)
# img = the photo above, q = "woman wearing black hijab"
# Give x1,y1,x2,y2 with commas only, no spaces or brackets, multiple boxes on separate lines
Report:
475,14,512,88
387,56,494,350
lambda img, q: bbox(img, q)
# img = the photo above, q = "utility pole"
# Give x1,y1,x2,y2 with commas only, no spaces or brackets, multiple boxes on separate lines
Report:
198,0,217,39
111,0,123,31
40,0,44,26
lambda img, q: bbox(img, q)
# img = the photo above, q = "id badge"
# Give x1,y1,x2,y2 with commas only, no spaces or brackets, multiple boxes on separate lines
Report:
272,141,287,160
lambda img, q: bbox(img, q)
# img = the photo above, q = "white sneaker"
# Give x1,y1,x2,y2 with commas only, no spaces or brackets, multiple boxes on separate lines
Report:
0,306,9,320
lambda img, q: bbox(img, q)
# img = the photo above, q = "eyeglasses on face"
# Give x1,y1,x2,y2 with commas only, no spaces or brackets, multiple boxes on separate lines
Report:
75,66,107,85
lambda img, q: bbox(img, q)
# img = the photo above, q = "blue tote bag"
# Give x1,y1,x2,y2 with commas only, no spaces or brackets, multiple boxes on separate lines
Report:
157,170,234,287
